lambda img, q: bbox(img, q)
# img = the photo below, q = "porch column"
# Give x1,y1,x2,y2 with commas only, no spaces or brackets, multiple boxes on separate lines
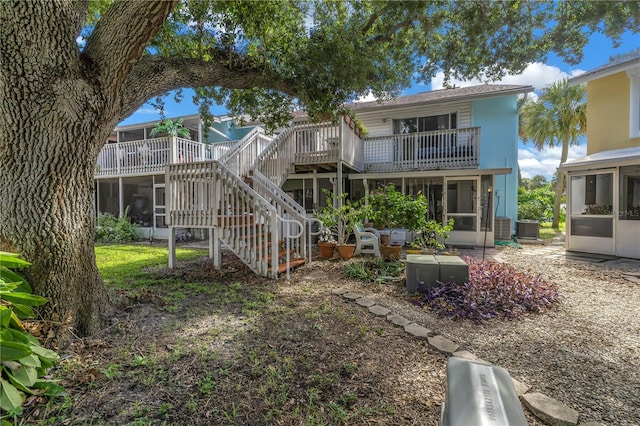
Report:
118,177,124,218
169,136,177,163
168,227,176,268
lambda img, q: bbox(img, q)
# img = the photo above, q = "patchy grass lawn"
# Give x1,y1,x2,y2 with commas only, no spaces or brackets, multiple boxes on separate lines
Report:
538,221,566,240
26,244,446,425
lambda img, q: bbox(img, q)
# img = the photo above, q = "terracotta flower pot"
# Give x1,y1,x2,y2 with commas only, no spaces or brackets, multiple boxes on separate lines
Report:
318,241,337,259
380,245,402,260
336,244,356,260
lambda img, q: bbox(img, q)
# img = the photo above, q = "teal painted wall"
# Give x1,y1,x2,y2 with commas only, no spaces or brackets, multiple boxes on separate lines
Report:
205,121,255,143
472,96,519,230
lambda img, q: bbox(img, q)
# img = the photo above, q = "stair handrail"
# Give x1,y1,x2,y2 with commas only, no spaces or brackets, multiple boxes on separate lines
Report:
252,169,305,216
279,216,304,280
219,126,273,177
215,160,280,278
306,217,326,267
216,161,306,278
254,125,296,187
251,169,308,259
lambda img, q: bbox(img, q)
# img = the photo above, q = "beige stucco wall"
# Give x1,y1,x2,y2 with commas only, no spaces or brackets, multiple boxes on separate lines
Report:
586,72,638,154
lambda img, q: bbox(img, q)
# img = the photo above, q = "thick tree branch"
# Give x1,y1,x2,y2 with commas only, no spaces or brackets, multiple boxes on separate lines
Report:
83,0,177,96
117,56,297,121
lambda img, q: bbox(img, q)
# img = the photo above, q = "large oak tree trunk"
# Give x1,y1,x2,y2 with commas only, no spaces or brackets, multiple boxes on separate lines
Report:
0,1,118,337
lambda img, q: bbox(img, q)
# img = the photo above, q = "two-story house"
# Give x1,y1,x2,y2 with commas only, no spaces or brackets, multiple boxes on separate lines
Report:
563,52,640,259
95,83,532,277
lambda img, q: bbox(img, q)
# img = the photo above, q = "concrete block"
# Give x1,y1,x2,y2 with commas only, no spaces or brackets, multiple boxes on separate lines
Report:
406,254,439,293
436,255,469,284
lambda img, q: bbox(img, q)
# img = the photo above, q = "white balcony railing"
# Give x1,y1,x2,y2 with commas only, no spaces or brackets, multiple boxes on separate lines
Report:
95,137,235,177
363,127,480,172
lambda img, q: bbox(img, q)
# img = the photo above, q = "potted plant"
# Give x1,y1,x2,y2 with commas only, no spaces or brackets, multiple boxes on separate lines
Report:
367,184,428,260
314,189,368,260
149,117,191,139
317,227,337,259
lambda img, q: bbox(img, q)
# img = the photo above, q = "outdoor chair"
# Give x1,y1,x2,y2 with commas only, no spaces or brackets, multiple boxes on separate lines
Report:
354,224,381,258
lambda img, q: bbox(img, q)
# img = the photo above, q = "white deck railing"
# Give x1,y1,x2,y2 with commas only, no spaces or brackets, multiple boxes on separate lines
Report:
293,121,341,165
364,127,480,172
219,127,273,177
95,137,209,177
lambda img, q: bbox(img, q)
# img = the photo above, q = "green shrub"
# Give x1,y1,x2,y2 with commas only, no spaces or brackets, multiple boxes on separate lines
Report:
0,252,64,421
343,259,404,284
517,185,559,222
95,210,141,243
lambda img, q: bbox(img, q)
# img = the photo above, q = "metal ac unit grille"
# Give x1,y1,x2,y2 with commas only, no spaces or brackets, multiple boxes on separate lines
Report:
495,217,512,240
516,220,540,239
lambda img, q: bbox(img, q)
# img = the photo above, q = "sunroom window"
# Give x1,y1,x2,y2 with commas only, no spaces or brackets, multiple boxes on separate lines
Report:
621,166,640,220
570,173,613,237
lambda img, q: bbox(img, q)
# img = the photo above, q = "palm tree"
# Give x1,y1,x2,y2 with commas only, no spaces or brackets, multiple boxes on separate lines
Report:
519,79,586,229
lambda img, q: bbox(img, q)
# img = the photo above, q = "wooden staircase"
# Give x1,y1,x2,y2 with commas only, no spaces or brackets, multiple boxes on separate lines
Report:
166,118,361,278
166,130,307,279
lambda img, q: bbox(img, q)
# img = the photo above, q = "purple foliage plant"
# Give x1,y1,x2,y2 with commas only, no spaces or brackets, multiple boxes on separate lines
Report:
414,256,561,322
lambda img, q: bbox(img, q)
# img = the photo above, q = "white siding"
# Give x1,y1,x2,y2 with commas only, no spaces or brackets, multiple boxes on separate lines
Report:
356,101,472,137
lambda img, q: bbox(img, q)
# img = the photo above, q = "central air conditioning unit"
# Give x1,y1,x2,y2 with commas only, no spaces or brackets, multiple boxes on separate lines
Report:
516,220,540,239
495,217,512,240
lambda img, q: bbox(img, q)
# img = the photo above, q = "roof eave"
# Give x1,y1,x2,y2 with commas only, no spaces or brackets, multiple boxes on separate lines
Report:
568,59,640,86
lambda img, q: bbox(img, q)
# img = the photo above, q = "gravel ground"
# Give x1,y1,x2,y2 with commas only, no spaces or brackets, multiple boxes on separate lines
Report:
359,244,640,425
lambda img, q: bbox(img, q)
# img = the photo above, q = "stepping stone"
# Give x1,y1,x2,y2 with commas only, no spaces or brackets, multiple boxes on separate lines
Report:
521,392,579,426
368,305,390,316
404,323,431,338
356,297,375,307
452,350,488,364
386,313,411,327
512,378,531,396
332,288,349,295
427,335,459,354
342,292,362,300
579,422,607,426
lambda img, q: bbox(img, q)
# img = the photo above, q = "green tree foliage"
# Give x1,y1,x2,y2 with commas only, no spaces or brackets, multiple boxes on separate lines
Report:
137,1,639,129
518,185,561,222
0,1,637,336
519,79,586,228
521,175,549,190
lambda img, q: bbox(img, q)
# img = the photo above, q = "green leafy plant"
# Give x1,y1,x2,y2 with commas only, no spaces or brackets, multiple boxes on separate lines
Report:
518,184,561,222
343,259,404,284
367,184,428,236
410,218,455,251
314,190,369,246
0,252,64,419
149,117,191,139
95,209,141,243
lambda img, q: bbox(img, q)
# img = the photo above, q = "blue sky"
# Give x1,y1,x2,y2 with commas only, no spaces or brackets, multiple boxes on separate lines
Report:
120,30,639,180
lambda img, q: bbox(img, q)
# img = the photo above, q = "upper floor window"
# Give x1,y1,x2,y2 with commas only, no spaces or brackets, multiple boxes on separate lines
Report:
393,113,457,134
628,68,640,139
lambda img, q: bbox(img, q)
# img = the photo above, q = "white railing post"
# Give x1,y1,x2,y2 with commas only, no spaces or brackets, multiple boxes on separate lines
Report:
170,136,177,163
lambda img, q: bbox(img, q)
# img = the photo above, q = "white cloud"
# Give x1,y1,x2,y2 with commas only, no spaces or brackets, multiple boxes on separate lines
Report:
518,143,587,179
137,108,160,115
431,62,587,92
355,91,377,103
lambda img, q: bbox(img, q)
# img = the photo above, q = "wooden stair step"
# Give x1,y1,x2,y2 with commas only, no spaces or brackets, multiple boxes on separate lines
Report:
269,258,306,275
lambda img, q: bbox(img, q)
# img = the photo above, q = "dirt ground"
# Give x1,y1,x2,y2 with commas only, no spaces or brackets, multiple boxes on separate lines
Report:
25,254,453,425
